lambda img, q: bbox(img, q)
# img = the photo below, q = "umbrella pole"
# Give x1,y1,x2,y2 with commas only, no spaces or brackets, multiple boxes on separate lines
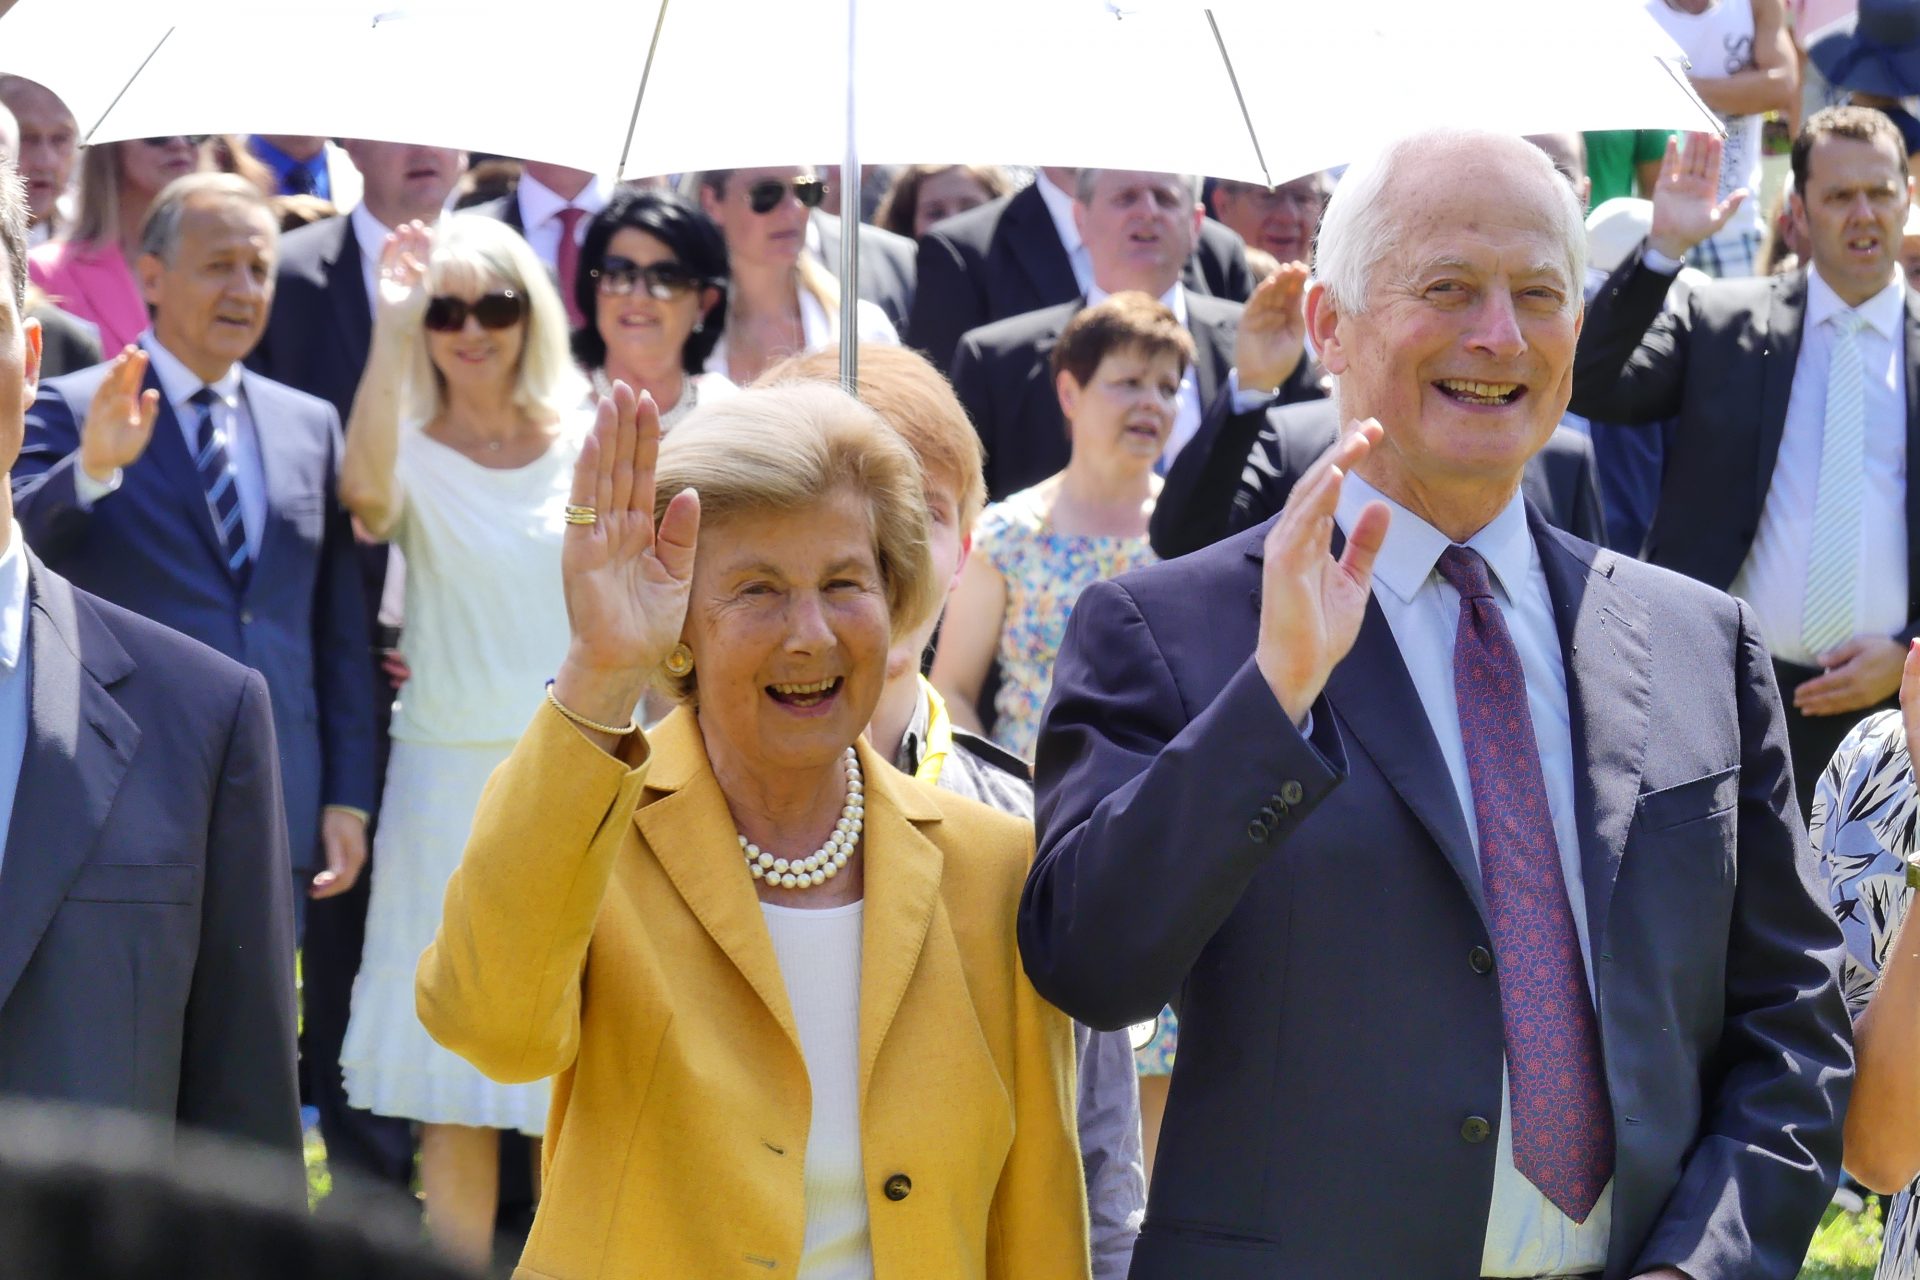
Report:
838,0,859,394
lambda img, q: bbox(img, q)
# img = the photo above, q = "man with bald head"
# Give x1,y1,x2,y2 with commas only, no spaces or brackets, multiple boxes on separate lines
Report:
1020,130,1850,1279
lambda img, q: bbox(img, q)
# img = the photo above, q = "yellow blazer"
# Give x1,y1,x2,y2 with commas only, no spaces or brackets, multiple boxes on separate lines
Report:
417,704,1090,1280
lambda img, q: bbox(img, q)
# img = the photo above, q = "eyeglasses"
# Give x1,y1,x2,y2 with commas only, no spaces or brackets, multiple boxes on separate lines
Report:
423,290,527,332
138,135,209,148
592,256,706,300
1217,182,1324,212
746,176,827,215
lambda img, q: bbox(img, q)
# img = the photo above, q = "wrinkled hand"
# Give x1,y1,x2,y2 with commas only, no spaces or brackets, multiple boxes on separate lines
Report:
311,808,368,899
1235,261,1309,394
1901,640,1920,760
1647,133,1745,261
79,346,159,483
380,649,411,689
552,383,701,729
1794,634,1905,717
374,221,434,328
1255,421,1390,724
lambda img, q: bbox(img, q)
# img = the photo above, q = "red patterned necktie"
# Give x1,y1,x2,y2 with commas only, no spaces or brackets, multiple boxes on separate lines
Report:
555,205,586,329
1435,545,1613,1223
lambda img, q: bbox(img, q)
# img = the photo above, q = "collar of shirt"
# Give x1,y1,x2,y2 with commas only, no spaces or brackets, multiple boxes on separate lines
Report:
1033,171,1083,258
1806,263,1907,339
350,202,398,311
0,523,28,677
141,332,243,421
249,136,327,196
1086,280,1188,328
1336,468,1534,607
893,677,935,776
517,171,614,232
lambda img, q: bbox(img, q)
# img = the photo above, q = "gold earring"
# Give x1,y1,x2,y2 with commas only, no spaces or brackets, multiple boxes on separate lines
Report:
663,643,695,678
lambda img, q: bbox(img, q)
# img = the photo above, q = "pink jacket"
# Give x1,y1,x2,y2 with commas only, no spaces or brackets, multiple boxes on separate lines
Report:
28,238,146,354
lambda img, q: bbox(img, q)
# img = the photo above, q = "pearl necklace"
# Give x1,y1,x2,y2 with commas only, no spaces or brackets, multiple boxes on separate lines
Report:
740,748,864,891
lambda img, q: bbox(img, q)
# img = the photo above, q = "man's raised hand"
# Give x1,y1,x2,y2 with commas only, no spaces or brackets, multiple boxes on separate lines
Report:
79,346,160,484
1647,133,1746,262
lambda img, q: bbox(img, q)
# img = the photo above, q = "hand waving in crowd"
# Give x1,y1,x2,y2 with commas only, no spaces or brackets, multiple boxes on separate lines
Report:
78,345,160,483
1233,260,1310,394
1647,131,1747,262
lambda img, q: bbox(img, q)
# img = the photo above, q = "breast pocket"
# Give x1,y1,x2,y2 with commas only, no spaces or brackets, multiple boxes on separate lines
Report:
65,862,201,905
1635,765,1740,833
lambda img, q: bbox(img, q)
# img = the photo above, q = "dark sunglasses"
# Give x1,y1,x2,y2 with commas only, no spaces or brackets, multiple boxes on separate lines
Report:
139,135,209,148
591,256,705,300
423,290,527,332
746,176,826,215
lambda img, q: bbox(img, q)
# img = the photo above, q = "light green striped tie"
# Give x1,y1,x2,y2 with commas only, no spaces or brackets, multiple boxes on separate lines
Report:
1802,310,1869,658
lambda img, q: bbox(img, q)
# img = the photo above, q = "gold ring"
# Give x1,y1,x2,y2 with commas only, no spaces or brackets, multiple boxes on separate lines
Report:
563,505,598,526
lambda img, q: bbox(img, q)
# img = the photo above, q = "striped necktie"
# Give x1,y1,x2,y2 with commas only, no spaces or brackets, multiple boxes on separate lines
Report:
189,386,252,584
1802,311,1869,658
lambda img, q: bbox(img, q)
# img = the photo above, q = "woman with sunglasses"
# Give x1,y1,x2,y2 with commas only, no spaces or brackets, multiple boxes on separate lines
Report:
28,136,209,352
336,213,589,1267
697,165,898,385
573,187,736,431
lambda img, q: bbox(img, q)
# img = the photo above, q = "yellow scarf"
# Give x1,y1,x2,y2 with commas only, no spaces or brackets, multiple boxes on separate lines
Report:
914,676,955,786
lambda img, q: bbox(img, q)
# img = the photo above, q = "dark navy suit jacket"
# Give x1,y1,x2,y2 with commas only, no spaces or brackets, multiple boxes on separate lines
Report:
0,552,300,1168
12,356,377,871
1020,507,1852,1279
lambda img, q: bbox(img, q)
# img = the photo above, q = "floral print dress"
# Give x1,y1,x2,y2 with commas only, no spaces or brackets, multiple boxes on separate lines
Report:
1815,709,1920,1280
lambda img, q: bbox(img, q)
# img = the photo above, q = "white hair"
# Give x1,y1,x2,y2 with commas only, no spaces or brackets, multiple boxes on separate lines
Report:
1312,129,1587,316
0,102,16,168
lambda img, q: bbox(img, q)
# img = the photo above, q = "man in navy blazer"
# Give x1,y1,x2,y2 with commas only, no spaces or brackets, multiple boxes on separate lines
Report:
12,173,377,934
1020,132,1852,1279
0,164,301,1173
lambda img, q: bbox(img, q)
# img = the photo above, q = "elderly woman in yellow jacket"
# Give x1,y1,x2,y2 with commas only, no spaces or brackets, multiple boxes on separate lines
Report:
416,381,1089,1280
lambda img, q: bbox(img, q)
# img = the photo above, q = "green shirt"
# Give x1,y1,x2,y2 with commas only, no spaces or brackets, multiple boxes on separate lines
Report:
1584,129,1672,204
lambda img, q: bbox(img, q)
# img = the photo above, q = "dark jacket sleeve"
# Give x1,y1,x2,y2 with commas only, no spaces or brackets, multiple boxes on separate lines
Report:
312,410,378,814
950,332,1001,499
1634,601,1854,1280
1018,578,1345,1030
13,382,96,561
1569,245,1693,425
909,230,986,376
178,667,304,1173
1150,389,1272,560
1567,435,1607,546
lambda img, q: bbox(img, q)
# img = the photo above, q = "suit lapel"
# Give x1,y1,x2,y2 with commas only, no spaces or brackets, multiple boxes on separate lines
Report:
1754,271,1807,520
1004,186,1079,307
0,556,139,1012
852,740,943,1104
1532,512,1651,955
323,220,374,367
240,372,292,589
135,359,231,575
1186,300,1235,410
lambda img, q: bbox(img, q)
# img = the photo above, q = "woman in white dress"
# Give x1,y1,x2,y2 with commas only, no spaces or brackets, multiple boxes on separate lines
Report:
336,213,587,1265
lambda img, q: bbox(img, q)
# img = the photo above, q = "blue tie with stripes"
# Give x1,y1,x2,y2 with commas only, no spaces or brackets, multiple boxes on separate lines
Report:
189,387,251,584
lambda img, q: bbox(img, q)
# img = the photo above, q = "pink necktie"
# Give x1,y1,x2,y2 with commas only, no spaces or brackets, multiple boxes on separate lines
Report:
556,205,586,329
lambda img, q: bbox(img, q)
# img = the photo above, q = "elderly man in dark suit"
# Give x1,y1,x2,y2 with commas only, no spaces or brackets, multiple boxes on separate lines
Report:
1572,109,1919,813
951,170,1319,501
1020,129,1851,1279
912,166,1255,374
0,164,301,1173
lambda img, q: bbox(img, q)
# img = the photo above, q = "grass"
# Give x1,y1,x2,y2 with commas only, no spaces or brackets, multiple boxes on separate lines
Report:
1800,1198,1883,1280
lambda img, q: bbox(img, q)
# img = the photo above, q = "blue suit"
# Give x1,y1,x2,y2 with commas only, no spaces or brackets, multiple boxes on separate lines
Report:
1019,507,1852,1279
13,356,377,880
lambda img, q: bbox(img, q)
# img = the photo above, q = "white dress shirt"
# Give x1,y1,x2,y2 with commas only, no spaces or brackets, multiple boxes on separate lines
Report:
1034,171,1093,297
0,524,31,874
513,171,613,273
350,202,397,314
1728,265,1910,665
1334,471,1612,1277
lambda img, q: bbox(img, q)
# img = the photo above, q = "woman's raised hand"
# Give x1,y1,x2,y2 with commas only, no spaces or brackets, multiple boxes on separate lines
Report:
553,383,701,728
374,221,434,327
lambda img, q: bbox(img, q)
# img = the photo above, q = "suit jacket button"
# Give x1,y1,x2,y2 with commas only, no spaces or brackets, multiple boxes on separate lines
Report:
1256,806,1279,826
1468,946,1494,975
883,1173,912,1201
1461,1116,1491,1144
239,609,254,625
1279,780,1304,806
1246,818,1270,842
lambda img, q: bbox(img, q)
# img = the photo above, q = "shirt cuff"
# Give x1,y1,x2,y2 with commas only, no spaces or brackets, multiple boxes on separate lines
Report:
323,805,371,824
1640,243,1685,276
1226,367,1278,414
72,464,123,509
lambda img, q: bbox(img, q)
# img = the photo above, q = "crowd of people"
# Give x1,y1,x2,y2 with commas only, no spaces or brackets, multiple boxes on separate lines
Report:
3,0,1920,1277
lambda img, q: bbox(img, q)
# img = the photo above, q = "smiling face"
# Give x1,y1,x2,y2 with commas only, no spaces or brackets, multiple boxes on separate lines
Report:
1212,174,1324,265
141,194,277,381
1058,344,1183,471
703,166,814,270
1309,146,1580,503
1075,170,1202,298
594,227,709,371
685,488,892,776
424,263,526,397
1793,132,1913,307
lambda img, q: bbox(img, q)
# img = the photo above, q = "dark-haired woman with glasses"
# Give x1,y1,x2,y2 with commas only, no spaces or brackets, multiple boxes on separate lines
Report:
573,187,738,431
29,136,209,352
336,213,589,1267
697,165,897,384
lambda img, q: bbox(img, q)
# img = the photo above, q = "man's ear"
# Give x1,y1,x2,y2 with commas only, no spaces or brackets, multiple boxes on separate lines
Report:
1071,198,1087,242
137,252,166,310
23,315,41,400
949,529,973,593
1304,280,1346,374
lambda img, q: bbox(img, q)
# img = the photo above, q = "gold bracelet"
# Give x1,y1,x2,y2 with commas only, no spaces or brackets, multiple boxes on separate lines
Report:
544,680,640,737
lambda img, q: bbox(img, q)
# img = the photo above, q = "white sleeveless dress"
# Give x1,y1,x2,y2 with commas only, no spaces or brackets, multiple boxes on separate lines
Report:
340,416,584,1134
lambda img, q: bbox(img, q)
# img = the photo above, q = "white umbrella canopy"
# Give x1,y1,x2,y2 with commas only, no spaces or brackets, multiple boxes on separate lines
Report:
3,0,1712,184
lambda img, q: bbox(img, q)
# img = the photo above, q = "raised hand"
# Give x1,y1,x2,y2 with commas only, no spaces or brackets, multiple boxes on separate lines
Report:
79,346,160,483
373,221,434,328
551,382,701,733
1647,133,1745,262
1255,421,1390,725
1235,261,1310,394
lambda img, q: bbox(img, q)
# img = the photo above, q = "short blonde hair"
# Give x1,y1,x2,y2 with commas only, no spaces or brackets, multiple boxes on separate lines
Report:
757,344,987,532
402,213,585,424
655,383,936,702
